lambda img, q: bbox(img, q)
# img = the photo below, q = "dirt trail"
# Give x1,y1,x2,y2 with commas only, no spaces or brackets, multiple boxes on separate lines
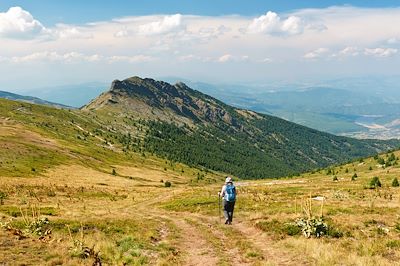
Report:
172,217,220,266
186,212,309,266
134,190,221,265
134,189,309,265
234,219,311,266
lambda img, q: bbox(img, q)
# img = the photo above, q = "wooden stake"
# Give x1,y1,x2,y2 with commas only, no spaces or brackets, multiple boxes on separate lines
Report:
320,198,324,218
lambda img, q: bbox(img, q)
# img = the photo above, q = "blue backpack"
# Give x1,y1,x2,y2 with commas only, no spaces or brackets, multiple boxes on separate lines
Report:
226,184,236,202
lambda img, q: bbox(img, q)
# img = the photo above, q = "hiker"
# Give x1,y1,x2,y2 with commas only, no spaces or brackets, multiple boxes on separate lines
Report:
219,176,236,225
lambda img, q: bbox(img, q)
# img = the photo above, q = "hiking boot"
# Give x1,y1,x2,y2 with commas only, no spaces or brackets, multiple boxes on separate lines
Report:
225,219,229,224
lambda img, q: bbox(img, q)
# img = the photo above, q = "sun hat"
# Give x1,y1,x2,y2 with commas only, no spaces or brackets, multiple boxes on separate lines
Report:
225,176,232,183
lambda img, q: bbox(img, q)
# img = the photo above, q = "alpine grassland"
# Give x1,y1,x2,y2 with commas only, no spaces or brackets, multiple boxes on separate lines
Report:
2,95,400,265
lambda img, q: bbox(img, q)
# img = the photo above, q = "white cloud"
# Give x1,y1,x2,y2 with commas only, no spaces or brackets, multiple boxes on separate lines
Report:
247,11,321,36
178,54,212,62
179,25,230,43
0,6,46,39
52,25,93,39
364,48,398,57
115,29,129,38
137,14,182,35
387,37,400,44
114,14,183,38
281,16,303,35
217,54,249,63
2,6,400,87
10,51,101,63
303,48,329,59
339,46,360,56
217,54,233,63
261,57,273,63
108,55,156,63
6,52,154,64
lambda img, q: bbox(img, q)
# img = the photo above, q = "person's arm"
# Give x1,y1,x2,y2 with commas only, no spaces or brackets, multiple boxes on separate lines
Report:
219,185,226,197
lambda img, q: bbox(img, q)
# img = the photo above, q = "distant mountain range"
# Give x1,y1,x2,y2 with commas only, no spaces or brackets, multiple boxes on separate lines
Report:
175,80,400,139
4,77,400,139
21,82,109,108
0,90,71,109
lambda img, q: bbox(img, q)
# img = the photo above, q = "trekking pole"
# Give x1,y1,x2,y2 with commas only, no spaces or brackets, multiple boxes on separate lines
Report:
218,193,221,223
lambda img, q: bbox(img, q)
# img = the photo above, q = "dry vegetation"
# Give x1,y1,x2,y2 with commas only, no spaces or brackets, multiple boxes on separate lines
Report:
2,98,400,265
3,149,400,265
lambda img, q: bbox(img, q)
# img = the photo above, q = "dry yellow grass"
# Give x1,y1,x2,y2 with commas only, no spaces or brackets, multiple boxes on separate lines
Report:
3,152,400,265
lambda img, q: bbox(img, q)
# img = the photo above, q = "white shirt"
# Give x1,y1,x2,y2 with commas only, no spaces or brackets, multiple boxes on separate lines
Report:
220,182,235,201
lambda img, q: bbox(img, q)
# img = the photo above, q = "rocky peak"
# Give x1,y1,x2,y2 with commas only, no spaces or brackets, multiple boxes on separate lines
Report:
85,76,239,126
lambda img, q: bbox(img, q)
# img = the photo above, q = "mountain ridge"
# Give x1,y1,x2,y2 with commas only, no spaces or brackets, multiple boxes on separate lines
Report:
0,90,72,109
82,76,400,178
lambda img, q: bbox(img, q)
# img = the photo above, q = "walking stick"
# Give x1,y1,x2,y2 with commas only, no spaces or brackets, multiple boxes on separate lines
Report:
218,193,221,223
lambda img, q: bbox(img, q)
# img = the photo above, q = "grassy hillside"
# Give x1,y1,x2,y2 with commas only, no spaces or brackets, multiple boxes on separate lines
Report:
83,76,400,179
0,98,215,181
1,85,400,265
161,150,400,265
1,97,400,264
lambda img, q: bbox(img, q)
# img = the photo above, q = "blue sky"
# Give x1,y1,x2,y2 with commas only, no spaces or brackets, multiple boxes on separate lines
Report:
0,0,399,25
0,1,400,90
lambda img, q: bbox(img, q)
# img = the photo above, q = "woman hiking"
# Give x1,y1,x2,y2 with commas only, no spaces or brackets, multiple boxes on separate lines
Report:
219,176,236,225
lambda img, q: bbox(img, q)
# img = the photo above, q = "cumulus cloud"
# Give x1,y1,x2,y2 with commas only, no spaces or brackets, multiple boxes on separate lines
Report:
114,14,183,37
137,14,182,35
0,6,46,39
364,48,398,57
52,25,93,39
2,6,400,86
247,11,309,36
115,29,129,38
303,48,329,59
179,25,230,43
217,54,249,63
338,46,360,56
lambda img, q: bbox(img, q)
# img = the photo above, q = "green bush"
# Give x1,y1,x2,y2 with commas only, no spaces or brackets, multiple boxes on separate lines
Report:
369,176,382,189
392,178,399,187
285,223,301,236
164,181,172,187
112,169,117,176
295,217,328,238
351,173,357,181
326,226,344,238
333,176,338,181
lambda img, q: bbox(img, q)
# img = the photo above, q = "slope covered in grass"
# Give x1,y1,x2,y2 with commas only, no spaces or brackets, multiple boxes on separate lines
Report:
84,76,400,179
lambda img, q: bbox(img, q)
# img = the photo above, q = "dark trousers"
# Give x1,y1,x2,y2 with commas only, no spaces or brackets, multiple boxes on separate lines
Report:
223,200,235,222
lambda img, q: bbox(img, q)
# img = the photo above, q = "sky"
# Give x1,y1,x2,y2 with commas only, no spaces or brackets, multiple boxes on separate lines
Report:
1,1,400,90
